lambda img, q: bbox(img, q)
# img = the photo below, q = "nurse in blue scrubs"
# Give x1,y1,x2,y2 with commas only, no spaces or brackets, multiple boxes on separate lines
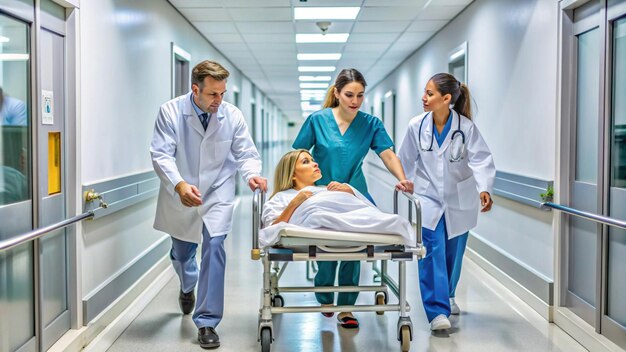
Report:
293,68,413,329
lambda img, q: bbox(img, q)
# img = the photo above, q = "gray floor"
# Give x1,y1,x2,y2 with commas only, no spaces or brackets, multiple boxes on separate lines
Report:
107,196,587,352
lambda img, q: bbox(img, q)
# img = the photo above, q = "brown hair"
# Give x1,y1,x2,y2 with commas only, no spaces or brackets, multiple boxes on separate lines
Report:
270,149,310,199
429,73,472,120
192,60,230,88
322,68,367,108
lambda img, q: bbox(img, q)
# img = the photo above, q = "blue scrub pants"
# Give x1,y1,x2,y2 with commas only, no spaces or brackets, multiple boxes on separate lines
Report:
315,261,360,305
419,215,468,322
170,225,226,329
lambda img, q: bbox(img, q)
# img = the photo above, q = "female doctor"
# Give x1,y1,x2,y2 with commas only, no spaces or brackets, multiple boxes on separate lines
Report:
397,73,496,331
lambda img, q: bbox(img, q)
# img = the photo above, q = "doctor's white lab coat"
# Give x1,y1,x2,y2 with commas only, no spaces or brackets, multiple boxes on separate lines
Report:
150,92,261,243
397,111,495,239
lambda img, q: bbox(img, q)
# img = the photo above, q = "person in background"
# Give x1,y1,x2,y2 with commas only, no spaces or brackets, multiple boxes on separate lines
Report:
150,60,267,349
397,72,495,331
292,68,413,329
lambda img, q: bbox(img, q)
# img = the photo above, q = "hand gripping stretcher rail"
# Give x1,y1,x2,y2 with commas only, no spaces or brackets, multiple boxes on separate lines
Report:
250,189,426,352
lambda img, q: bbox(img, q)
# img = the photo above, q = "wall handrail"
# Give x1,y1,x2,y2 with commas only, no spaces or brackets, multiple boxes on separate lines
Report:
0,211,94,252
542,202,626,230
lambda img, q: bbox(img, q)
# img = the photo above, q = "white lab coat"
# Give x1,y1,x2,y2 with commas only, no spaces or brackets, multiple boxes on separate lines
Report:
150,92,261,243
397,111,495,238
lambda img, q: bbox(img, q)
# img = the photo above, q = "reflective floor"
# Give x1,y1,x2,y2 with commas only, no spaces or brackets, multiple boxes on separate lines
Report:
107,196,587,352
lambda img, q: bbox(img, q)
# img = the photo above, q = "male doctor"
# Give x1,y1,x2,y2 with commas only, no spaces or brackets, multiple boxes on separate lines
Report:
150,60,266,349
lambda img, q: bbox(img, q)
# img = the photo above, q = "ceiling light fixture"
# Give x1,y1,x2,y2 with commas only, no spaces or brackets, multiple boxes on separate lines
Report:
294,7,360,20
296,33,349,43
0,36,10,43
297,53,341,61
299,76,332,81
298,66,335,72
300,83,329,89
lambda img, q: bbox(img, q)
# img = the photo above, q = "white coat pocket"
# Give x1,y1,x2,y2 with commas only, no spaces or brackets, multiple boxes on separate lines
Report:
456,176,477,210
413,175,430,195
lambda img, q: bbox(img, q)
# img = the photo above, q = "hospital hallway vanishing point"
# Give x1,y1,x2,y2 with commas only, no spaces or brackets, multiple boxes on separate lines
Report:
103,195,586,352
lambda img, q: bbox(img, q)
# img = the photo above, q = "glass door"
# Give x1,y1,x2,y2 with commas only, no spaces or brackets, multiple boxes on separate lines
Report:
0,11,35,352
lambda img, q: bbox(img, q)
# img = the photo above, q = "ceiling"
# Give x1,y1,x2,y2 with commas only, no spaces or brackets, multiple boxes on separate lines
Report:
169,0,473,120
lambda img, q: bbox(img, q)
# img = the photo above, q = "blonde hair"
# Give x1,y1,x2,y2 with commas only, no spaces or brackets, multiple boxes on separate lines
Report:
270,149,310,199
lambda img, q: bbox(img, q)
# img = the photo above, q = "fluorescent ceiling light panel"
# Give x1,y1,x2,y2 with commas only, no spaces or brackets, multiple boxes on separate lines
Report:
296,34,349,43
0,36,10,43
300,89,328,94
294,7,360,20
298,66,336,72
301,101,321,110
299,76,332,82
297,53,341,61
300,83,329,89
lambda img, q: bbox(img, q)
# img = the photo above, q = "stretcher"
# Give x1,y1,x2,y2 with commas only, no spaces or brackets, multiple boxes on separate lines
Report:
251,189,426,352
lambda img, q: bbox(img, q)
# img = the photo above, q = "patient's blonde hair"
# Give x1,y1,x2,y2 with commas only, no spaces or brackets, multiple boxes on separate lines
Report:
270,149,310,199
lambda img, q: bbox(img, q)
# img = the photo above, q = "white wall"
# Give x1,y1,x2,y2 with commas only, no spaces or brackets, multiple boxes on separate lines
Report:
78,0,284,310
365,0,558,278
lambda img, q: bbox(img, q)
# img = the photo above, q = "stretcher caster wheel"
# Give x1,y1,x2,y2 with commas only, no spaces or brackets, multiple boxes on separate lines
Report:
400,325,411,352
260,327,272,352
271,295,284,307
375,291,388,315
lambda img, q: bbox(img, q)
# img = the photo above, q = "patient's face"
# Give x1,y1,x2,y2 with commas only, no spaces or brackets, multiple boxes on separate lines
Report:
293,152,322,188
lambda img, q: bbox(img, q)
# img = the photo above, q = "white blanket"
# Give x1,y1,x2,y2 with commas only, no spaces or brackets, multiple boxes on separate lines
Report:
260,186,415,248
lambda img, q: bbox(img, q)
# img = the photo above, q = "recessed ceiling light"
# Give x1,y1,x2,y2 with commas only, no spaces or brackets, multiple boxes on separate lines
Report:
294,7,360,20
0,36,10,43
297,53,342,61
299,76,332,82
0,53,29,61
298,66,336,72
296,34,349,43
300,83,329,89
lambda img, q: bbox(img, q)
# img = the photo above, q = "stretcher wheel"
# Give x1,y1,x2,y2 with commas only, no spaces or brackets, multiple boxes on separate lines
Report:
400,325,411,352
375,292,387,315
260,328,272,352
272,295,284,307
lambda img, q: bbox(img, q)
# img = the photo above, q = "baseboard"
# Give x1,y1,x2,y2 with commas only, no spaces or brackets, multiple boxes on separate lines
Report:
47,256,174,352
554,309,624,352
465,245,553,321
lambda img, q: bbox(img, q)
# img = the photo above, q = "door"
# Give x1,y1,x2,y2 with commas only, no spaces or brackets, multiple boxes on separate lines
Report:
0,11,35,352
561,0,626,347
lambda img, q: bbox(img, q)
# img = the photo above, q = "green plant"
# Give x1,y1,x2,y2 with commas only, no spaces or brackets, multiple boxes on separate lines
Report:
540,185,554,202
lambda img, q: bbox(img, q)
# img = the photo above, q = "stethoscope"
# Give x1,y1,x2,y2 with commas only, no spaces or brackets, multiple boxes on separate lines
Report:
418,110,466,162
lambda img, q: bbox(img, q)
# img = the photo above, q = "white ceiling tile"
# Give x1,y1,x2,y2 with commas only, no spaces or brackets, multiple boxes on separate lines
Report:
418,5,466,20
242,33,295,43
405,20,447,32
204,33,245,43
235,21,293,33
351,21,410,33
342,43,390,53
193,21,238,34
228,8,293,21
291,0,363,6
169,0,221,7
435,0,473,5
294,21,354,33
395,31,431,43
248,43,297,52
358,7,420,21
212,43,250,52
348,33,399,43
364,0,428,7
221,0,291,7
179,8,230,21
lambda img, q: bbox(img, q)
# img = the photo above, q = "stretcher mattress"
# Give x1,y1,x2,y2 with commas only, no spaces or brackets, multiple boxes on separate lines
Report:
275,227,407,248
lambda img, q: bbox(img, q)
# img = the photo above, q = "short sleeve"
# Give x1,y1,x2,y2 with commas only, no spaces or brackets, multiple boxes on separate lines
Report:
292,114,315,150
370,117,394,154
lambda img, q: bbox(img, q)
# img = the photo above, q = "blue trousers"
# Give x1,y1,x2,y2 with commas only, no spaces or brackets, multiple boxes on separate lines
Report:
315,261,360,305
419,215,468,322
170,225,226,329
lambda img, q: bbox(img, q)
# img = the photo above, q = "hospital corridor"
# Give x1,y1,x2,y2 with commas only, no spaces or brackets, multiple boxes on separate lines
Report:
1,0,626,352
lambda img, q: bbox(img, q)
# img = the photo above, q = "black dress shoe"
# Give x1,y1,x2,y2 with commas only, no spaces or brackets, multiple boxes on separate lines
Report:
198,327,220,349
179,289,195,315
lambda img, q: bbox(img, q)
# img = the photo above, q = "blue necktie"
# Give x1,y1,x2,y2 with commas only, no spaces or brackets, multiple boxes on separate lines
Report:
200,113,209,130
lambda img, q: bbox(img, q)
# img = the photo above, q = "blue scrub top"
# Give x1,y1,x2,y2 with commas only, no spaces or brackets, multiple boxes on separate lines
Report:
292,108,393,198
433,111,453,147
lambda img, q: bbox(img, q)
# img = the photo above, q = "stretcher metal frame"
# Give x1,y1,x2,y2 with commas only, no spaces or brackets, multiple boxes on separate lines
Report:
251,189,426,352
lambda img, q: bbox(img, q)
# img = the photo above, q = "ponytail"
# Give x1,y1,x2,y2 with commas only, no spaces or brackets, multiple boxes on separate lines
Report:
453,83,472,120
322,84,338,108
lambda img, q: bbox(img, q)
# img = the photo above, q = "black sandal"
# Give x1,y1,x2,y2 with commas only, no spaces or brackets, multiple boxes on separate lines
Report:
338,316,359,329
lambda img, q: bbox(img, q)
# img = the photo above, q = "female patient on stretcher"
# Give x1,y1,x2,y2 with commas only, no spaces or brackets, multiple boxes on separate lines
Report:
260,149,416,248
